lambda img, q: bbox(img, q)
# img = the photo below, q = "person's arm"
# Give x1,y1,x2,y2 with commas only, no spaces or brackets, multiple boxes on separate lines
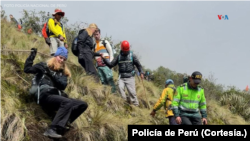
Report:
199,90,207,118
62,24,67,44
50,73,68,90
153,88,168,112
103,55,118,68
105,41,114,61
48,18,61,37
133,54,143,74
24,48,47,74
172,86,181,117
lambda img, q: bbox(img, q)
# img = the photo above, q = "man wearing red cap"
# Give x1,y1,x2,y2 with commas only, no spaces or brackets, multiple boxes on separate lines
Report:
100,40,144,106
48,8,68,56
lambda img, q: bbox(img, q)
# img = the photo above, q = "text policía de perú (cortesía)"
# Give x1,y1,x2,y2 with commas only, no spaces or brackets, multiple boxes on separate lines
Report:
132,129,247,138
128,125,249,139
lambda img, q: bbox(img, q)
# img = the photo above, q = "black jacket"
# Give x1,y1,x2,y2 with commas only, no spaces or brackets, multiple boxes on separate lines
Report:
24,53,68,94
103,51,143,78
77,29,100,57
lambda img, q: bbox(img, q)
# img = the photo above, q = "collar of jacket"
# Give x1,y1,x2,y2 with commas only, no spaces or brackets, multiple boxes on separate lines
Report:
167,84,175,88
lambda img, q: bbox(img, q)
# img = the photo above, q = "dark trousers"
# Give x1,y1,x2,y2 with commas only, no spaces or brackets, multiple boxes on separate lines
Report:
181,116,202,125
39,94,88,129
168,116,179,125
78,53,98,75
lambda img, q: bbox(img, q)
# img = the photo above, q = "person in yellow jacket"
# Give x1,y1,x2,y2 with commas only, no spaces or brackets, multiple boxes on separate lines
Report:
150,79,179,125
48,9,68,56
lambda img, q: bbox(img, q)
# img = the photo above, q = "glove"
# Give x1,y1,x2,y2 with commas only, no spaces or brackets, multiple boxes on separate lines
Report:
45,38,51,46
29,48,37,60
31,48,37,55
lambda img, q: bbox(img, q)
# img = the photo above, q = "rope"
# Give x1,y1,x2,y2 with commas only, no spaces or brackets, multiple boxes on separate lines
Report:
1,49,51,57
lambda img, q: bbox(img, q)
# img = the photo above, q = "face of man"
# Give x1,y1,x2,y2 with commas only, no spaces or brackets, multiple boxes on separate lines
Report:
54,13,63,21
189,77,200,88
122,50,129,55
94,31,101,41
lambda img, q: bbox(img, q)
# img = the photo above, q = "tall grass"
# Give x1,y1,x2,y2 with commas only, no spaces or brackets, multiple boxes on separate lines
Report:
1,19,249,141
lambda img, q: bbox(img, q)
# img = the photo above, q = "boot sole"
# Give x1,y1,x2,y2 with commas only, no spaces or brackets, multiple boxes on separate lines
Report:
43,133,62,138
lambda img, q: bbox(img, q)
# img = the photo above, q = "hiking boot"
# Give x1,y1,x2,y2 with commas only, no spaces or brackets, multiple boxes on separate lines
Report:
43,128,62,138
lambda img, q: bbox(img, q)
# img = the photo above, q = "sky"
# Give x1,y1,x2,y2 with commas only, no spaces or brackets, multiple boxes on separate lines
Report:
1,0,250,90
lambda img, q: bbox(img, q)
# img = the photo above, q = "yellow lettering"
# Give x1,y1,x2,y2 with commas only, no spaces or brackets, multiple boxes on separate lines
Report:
195,75,202,79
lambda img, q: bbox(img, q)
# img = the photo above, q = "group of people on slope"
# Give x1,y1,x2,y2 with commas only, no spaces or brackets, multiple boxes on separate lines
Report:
23,8,145,138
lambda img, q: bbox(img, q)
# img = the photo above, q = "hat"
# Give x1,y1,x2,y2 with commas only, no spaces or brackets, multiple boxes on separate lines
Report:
52,8,65,17
191,71,202,83
165,79,174,85
54,47,68,60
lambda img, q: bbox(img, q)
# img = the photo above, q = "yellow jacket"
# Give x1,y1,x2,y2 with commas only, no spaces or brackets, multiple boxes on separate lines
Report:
48,18,67,43
153,84,176,117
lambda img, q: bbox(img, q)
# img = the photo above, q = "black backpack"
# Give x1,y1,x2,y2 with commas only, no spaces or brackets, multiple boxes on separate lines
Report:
71,36,78,56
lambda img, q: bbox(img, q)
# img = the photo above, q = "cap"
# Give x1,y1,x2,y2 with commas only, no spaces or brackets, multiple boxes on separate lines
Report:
191,71,202,83
165,79,174,85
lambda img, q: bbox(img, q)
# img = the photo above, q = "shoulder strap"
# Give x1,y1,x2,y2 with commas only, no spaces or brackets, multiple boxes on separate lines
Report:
102,40,106,48
130,51,133,62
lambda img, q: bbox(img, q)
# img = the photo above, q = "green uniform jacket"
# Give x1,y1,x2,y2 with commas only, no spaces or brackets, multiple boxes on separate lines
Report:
172,82,207,118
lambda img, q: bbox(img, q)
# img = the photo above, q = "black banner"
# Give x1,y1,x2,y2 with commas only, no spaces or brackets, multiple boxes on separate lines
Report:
128,125,250,140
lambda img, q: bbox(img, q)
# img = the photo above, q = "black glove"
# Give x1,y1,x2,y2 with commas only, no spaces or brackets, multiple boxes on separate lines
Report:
30,48,37,60
31,48,37,55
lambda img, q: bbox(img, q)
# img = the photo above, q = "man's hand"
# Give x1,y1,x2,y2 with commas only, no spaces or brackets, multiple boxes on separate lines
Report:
176,116,182,124
140,73,144,80
150,111,156,118
64,43,68,49
100,53,104,58
202,118,207,125
59,35,64,41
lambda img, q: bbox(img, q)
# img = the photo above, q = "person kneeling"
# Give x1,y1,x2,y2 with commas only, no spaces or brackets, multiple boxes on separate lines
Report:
24,47,88,138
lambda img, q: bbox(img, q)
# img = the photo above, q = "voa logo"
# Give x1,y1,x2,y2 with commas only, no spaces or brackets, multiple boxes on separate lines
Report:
218,15,229,20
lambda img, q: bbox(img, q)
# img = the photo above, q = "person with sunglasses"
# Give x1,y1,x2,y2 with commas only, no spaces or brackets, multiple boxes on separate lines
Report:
47,9,68,56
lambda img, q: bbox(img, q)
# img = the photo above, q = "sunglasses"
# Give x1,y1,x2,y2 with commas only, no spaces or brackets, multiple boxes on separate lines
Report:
59,56,66,61
56,13,64,16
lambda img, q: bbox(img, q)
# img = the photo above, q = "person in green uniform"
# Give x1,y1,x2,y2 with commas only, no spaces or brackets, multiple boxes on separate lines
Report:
172,71,207,125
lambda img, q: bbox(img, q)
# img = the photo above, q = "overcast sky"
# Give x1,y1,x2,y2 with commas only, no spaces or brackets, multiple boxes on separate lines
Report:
1,1,250,90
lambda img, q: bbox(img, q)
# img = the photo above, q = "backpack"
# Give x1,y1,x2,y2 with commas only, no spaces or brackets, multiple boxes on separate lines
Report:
165,87,176,111
102,40,116,56
118,51,135,75
29,73,45,104
41,18,64,40
71,36,78,56
118,51,133,63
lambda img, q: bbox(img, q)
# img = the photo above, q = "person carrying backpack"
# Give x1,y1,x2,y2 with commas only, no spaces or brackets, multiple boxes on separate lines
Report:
77,23,100,83
46,9,68,56
150,79,179,125
100,40,144,106
24,47,88,138
93,28,116,93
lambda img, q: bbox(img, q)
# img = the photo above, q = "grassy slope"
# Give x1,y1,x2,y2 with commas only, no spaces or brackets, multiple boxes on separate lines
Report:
1,20,249,141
